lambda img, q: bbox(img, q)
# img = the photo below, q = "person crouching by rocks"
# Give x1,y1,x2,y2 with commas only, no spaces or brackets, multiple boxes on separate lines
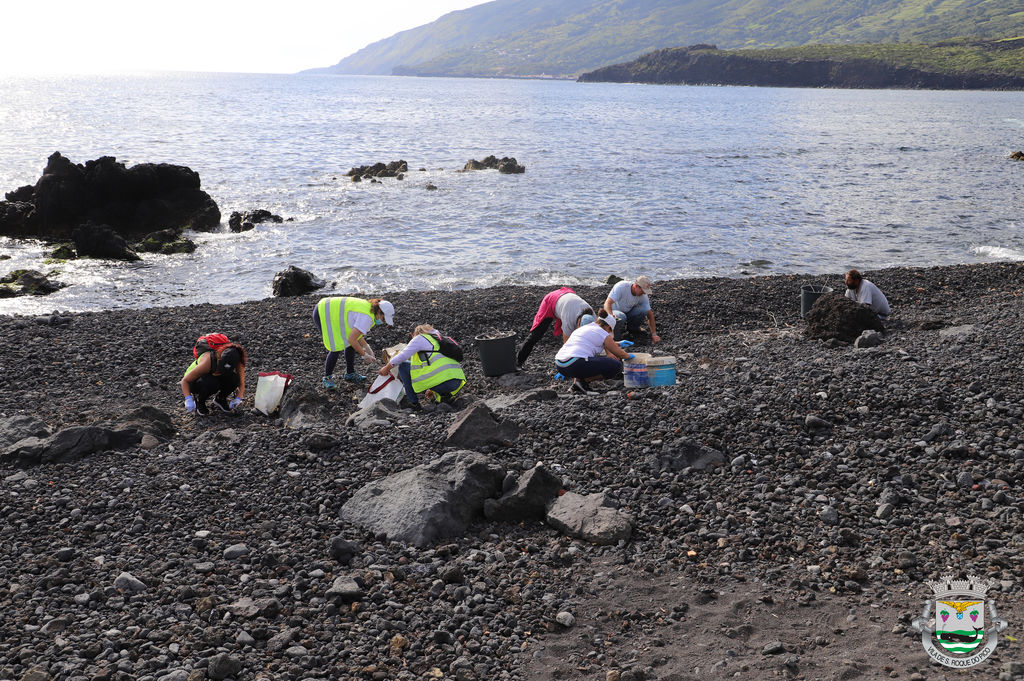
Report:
181,343,247,416
603,275,660,343
845,269,890,322
554,309,634,395
516,286,594,370
377,324,466,412
315,296,395,388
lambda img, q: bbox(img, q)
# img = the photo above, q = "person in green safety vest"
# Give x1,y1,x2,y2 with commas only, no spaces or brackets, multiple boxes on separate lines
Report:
377,324,466,412
314,296,395,389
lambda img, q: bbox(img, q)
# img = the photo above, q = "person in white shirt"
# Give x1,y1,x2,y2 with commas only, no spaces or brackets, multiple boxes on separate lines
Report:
603,275,660,343
378,324,466,411
845,270,890,321
554,310,635,395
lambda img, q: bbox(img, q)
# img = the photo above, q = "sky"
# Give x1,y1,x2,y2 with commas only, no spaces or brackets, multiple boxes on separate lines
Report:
0,1,489,76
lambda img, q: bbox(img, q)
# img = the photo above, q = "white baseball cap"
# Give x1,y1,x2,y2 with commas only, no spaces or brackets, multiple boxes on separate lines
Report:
635,276,653,295
378,300,395,326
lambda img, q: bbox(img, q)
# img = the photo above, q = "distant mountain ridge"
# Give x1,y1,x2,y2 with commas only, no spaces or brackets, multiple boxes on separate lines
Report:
313,0,1024,78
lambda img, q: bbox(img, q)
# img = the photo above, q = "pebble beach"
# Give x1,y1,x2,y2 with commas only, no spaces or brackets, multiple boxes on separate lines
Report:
2,261,1024,681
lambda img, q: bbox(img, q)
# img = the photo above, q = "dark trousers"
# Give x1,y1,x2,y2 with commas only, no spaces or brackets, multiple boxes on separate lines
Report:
190,372,240,404
517,318,553,367
325,347,356,377
554,356,623,381
397,362,463,406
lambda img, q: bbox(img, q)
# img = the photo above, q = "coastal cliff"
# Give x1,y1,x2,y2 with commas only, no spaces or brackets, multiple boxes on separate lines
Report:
578,42,1024,90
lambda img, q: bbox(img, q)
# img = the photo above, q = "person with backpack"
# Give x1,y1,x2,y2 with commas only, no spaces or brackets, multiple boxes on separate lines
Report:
315,296,395,388
554,310,634,395
377,324,465,412
516,287,595,370
181,334,248,416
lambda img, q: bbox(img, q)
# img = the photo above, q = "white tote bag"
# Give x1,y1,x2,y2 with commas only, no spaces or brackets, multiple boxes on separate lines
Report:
254,371,294,415
358,373,405,409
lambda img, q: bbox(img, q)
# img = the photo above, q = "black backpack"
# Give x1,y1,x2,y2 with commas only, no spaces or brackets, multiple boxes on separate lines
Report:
419,333,463,362
436,335,463,362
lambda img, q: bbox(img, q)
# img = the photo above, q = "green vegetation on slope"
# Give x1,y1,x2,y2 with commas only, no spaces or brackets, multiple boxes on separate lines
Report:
738,37,1024,77
316,0,1024,78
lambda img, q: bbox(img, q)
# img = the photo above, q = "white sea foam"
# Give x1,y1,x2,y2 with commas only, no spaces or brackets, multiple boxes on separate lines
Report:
973,245,1024,261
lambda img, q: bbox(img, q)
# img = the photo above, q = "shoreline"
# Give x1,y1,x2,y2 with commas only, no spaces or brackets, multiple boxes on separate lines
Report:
2,259,1023,679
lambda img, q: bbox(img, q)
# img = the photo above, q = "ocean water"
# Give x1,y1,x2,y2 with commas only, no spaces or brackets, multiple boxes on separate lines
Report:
0,72,1022,314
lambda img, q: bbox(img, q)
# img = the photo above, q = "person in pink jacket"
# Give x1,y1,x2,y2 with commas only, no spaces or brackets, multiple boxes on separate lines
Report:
516,286,594,370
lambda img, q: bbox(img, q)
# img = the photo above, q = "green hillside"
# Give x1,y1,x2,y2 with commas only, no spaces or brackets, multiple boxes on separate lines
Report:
314,0,1024,78
577,38,1024,88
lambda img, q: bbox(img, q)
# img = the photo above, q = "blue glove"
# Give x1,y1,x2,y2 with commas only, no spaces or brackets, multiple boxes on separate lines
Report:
618,340,635,348
184,395,196,413
554,372,565,381
627,353,636,360
229,397,243,410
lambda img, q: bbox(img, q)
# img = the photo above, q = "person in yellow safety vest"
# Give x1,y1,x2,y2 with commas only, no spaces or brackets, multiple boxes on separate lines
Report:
377,324,466,412
314,296,395,389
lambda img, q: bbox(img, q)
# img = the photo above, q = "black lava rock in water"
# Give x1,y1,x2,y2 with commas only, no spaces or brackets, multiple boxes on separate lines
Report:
805,293,883,342
72,223,140,261
345,160,408,182
272,265,325,297
0,152,221,240
0,269,65,297
228,209,284,232
463,155,526,174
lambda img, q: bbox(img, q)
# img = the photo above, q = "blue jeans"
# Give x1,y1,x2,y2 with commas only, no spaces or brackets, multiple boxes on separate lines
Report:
554,356,623,381
397,362,464,405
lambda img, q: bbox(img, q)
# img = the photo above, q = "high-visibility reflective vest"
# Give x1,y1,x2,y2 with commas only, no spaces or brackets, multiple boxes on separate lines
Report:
409,334,466,393
183,351,216,381
316,297,373,352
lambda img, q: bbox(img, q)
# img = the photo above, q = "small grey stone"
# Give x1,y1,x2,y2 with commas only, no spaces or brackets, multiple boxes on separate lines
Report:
325,576,364,603
113,571,146,593
285,645,308,658
875,503,893,520
156,671,190,681
957,471,974,488
55,547,76,562
236,631,256,647
223,543,250,560
193,561,215,573
266,627,298,653
555,611,575,627
805,414,830,430
762,641,785,655
328,536,360,564
207,653,242,680
819,506,839,526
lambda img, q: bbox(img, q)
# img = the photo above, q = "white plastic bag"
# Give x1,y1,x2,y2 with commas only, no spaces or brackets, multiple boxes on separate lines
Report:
254,371,293,415
359,373,404,409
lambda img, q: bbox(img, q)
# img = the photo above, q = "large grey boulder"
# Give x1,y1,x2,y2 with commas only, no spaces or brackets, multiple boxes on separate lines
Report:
345,399,405,429
0,415,52,449
484,466,563,522
1,426,141,467
647,438,725,474
340,451,504,547
279,387,336,429
444,402,520,449
546,491,633,545
484,387,558,411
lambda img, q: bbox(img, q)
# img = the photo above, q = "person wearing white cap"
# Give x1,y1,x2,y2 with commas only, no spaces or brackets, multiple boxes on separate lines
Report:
554,309,635,395
314,296,395,388
603,275,660,343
